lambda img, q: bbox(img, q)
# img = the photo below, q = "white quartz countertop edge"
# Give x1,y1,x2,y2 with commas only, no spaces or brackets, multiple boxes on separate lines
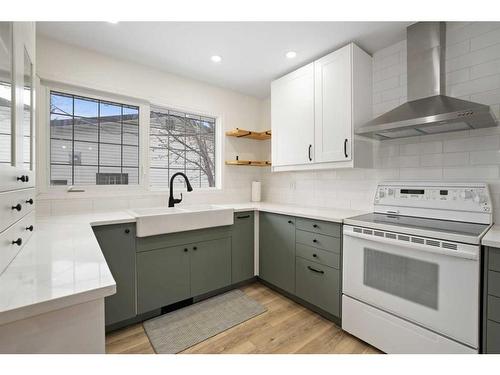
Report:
481,224,500,247
0,202,364,326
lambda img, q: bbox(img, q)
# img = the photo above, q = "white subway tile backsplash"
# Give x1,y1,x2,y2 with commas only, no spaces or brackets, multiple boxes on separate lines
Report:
470,150,500,165
373,76,400,93
420,154,443,167
470,27,500,51
443,166,499,179
470,59,500,79
443,152,469,166
444,135,500,152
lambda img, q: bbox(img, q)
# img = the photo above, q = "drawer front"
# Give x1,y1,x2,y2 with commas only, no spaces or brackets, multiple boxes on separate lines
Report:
0,167,35,193
295,256,340,317
488,295,500,324
295,217,341,238
296,229,340,252
0,188,35,233
487,319,500,354
490,247,500,272
0,211,35,274
296,243,339,269
489,271,500,298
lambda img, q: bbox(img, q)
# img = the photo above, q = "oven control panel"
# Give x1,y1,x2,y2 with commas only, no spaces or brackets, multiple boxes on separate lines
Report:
374,183,492,213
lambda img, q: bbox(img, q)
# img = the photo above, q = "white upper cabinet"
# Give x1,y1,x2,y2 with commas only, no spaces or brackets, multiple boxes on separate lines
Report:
271,63,315,167
271,43,373,172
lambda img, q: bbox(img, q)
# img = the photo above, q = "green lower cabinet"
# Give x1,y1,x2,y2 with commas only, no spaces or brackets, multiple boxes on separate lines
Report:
93,223,137,326
190,237,232,296
231,211,255,283
137,245,191,314
295,256,340,317
259,212,296,294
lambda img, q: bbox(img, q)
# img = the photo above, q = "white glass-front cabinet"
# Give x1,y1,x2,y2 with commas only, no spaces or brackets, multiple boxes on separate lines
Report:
271,43,373,172
0,22,35,191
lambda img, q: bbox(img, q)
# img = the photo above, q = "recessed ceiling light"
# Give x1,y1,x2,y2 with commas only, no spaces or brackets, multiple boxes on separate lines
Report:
211,55,222,63
285,51,297,59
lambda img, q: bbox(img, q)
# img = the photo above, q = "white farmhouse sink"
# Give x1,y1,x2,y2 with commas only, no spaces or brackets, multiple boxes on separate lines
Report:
129,205,234,237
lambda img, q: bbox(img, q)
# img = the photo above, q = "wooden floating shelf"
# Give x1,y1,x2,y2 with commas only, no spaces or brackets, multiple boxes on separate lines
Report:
225,128,271,140
225,160,271,167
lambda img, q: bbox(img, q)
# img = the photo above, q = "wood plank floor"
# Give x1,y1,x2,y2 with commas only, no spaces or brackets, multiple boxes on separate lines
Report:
105,282,381,354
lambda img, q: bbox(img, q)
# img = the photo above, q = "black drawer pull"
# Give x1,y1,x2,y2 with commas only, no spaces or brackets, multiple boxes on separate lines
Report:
308,144,312,161
313,224,318,228
288,220,293,224
11,203,22,211
12,238,22,246
237,215,250,219
307,266,324,274
17,175,29,182
312,254,317,258
313,239,318,243
25,198,34,205
344,138,348,158
26,225,34,231
124,229,130,234
193,246,197,250
184,248,188,252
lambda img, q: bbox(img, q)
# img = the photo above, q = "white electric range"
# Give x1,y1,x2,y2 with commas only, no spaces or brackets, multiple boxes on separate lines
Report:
342,181,492,354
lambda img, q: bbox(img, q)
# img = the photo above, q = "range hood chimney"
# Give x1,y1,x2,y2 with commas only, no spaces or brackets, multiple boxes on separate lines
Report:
357,22,498,139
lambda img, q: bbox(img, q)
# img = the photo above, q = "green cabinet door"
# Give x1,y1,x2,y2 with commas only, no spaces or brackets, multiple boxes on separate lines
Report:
232,211,255,283
259,212,296,294
93,223,137,326
190,237,232,296
136,244,191,314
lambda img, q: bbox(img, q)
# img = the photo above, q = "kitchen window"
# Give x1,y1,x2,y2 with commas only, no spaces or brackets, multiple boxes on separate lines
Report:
149,106,216,190
49,91,140,186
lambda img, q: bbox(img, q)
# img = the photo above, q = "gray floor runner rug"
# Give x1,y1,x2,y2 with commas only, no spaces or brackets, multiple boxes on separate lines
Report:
143,289,267,353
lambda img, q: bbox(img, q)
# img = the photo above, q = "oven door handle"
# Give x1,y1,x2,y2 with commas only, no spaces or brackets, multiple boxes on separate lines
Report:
343,230,478,261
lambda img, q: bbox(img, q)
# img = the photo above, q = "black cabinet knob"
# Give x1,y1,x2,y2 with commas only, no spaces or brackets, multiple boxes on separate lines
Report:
193,246,197,250
313,224,318,228
17,175,29,182
288,220,293,224
184,248,188,252
26,225,34,231
12,238,22,246
124,229,130,234
313,239,318,243
312,254,317,258
11,203,22,211
25,198,34,205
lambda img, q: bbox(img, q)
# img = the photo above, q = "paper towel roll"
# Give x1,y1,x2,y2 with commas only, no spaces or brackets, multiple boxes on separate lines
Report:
251,181,261,202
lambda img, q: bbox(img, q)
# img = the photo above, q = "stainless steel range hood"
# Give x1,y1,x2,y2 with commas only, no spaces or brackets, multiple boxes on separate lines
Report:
357,22,498,140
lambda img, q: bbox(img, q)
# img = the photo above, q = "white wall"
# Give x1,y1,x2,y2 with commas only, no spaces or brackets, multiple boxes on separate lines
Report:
35,36,267,215
262,22,500,221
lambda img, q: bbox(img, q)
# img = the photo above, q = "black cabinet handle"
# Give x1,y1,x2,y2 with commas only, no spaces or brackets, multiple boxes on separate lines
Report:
313,239,318,243
312,254,318,258
25,198,34,205
308,144,312,161
11,203,22,211
344,139,348,158
26,225,34,231
313,224,318,228
193,246,197,250
237,215,250,219
17,175,29,182
307,266,324,274
288,220,293,224
124,229,130,234
12,238,22,246
184,248,188,252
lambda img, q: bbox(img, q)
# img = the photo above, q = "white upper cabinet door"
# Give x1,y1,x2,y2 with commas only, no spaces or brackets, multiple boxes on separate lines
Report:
271,63,315,167
314,44,352,163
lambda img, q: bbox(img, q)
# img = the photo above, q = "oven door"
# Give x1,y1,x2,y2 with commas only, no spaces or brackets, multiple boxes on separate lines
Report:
343,225,480,348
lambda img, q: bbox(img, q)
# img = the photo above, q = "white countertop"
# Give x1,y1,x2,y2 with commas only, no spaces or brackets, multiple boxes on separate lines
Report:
481,224,500,248
0,202,364,326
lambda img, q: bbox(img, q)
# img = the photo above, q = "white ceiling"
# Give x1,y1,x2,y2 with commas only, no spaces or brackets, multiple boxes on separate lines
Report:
37,22,412,98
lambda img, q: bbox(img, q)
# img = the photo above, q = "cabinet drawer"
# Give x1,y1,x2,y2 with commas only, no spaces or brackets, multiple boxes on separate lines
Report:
296,229,340,252
296,243,339,269
0,168,34,193
296,217,341,238
295,257,340,317
489,271,500,298
487,319,500,354
488,295,500,323
490,247,500,272
0,211,35,275
0,188,35,233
